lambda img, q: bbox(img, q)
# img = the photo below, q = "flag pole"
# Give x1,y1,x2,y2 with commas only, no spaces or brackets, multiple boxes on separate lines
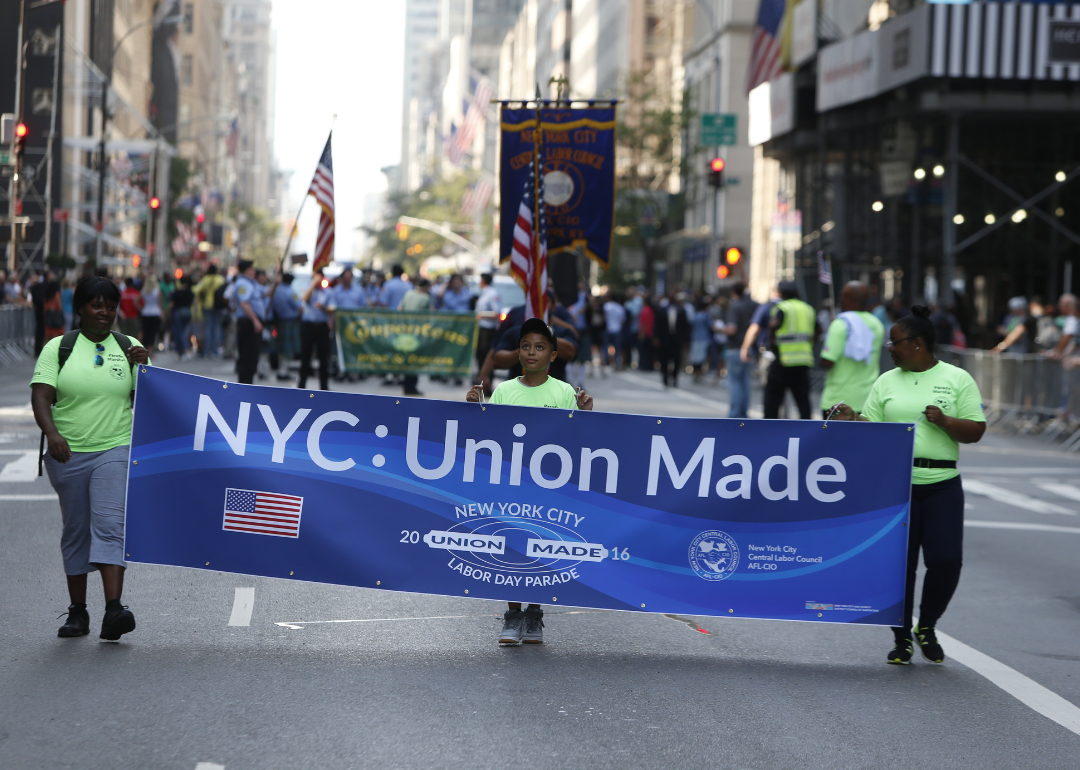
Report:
826,253,836,319
533,84,544,320
278,116,337,274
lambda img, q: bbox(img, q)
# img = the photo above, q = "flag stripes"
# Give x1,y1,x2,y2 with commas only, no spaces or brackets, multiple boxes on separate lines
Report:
307,135,335,273
223,488,304,538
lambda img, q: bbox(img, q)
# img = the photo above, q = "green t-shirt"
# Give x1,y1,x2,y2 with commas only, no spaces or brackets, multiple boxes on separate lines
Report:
861,361,985,485
31,333,145,453
489,376,578,409
820,311,885,412
399,290,431,312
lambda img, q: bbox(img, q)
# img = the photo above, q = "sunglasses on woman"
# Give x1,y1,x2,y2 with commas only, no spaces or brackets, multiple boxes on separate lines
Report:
93,343,105,367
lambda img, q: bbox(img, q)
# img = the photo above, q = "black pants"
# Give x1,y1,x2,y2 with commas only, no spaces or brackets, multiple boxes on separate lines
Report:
763,362,811,419
894,476,965,639
141,316,161,351
236,318,260,384
475,326,496,375
299,321,331,390
657,344,682,386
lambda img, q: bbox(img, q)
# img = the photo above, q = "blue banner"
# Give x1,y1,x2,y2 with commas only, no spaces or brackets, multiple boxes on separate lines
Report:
126,368,914,624
499,106,616,269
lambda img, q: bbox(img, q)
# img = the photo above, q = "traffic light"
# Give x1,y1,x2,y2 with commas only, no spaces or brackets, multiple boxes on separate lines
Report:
13,121,28,160
725,246,743,265
396,222,409,240
708,157,725,188
716,265,730,280
149,196,161,210
195,212,205,224
174,268,183,279
132,254,142,268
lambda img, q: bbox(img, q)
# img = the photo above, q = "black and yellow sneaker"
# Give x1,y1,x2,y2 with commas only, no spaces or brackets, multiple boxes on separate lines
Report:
914,624,945,663
887,637,914,665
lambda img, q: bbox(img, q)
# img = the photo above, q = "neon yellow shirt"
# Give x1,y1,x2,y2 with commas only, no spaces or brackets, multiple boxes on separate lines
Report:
489,376,578,409
31,333,147,453
861,361,985,485
820,311,885,412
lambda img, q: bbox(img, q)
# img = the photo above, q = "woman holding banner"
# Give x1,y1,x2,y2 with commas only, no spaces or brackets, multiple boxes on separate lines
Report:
830,305,985,665
30,276,150,641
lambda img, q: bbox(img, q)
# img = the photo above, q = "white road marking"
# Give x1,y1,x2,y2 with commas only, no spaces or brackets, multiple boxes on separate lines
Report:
966,467,1080,475
965,519,1080,535
0,404,32,418
940,629,1080,736
227,587,255,626
1035,482,1080,503
963,479,1076,515
0,494,57,501
274,614,473,630
195,763,225,770
0,450,30,455
0,451,40,482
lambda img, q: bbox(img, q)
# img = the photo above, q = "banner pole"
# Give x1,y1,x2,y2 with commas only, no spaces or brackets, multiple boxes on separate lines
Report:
533,84,544,321
278,118,336,274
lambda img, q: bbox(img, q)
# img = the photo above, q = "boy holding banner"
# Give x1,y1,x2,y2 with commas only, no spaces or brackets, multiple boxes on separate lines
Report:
466,318,593,643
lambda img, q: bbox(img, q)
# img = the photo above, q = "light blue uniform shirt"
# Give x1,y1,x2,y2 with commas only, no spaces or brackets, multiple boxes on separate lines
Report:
301,288,332,323
439,287,472,313
234,276,267,320
379,277,411,309
272,285,302,321
331,283,368,309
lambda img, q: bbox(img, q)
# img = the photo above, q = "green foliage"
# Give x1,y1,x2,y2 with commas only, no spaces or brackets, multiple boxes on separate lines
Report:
234,206,281,270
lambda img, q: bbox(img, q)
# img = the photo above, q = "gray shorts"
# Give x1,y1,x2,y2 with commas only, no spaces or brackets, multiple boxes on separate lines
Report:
44,445,129,575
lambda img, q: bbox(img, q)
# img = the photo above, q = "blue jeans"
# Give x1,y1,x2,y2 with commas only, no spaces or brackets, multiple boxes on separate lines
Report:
603,331,621,366
725,349,751,418
172,308,191,355
203,308,223,356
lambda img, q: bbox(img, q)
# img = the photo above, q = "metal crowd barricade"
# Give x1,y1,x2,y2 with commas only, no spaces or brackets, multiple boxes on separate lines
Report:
938,345,1080,450
0,305,35,365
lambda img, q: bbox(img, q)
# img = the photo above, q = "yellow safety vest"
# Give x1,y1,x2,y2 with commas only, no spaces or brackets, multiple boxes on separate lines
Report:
771,299,815,367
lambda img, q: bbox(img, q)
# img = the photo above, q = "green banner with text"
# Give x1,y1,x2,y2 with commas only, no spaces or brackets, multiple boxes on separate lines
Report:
335,309,478,376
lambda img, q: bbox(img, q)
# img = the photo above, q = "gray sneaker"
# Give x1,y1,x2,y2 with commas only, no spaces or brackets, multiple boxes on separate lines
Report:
499,609,524,645
521,608,544,644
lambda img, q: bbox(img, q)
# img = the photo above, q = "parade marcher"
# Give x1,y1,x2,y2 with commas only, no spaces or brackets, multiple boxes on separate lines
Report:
31,276,150,640
601,292,626,373
269,273,302,381
298,270,333,391
233,259,266,385
436,273,471,313
819,281,885,418
654,293,690,388
466,317,593,645
117,277,143,340
379,264,411,309
193,265,225,358
399,278,432,396
139,274,163,352
830,306,985,664
724,282,758,418
330,268,368,382
474,273,502,379
169,277,195,358
764,280,818,419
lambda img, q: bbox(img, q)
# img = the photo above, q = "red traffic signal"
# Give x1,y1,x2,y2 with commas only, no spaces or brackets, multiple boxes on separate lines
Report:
725,246,742,265
716,265,730,280
149,196,161,210
15,122,28,138
132,254,142,268
195,212,205,224
708,157,725,189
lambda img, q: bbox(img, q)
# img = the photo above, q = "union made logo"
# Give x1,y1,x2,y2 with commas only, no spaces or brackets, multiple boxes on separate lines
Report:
688,530,740,581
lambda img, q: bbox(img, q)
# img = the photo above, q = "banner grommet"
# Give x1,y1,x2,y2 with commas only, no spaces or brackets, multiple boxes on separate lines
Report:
223,384,227,389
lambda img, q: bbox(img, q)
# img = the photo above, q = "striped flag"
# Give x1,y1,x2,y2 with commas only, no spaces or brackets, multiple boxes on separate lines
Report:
510,121,548,322
222,488,304,538
307,135,335,273
747,0,786,93
461,178,493,217
446,122,462,165
818,252,832,285
449,79,493,165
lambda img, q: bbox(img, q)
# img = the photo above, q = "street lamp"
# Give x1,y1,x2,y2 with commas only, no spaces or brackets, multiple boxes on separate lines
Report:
95,14,182,266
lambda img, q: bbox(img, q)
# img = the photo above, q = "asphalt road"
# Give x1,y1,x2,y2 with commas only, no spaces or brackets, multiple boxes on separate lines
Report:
2,354,1079,769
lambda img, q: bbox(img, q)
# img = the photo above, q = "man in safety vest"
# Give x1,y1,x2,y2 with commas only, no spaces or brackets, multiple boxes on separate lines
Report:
764,280,820,419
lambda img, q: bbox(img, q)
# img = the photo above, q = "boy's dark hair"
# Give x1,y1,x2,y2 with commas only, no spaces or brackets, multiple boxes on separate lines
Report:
518,317,556,348
73,276,121,314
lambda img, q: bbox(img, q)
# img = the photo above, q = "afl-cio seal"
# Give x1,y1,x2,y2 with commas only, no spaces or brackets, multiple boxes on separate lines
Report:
688,530,739,581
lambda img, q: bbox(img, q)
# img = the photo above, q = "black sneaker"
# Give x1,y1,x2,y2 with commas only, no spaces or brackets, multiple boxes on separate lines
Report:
498,609,524,645
521,607,544,644
914,624,945,663
57,604,90,637
887,636,914,665
100,600,136,641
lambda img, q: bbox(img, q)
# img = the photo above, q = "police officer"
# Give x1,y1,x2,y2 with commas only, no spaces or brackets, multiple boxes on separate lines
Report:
764,279,819,419
234,259,266,385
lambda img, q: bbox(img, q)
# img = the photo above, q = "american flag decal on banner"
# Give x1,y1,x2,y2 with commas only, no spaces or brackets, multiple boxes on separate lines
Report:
223,488,304,538
307,135,335,273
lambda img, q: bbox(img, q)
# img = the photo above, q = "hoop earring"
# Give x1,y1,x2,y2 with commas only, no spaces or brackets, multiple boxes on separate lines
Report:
916,346,920,350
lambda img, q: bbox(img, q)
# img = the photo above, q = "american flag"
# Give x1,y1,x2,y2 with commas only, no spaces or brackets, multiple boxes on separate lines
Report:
446,122,461,165
510,119,548,322
171,219,197,258
747,0,786,94
223,488,304,538
307,135,335,273
461,178,494,217
225,117,239,157
818,252,833,285
449,78,493,165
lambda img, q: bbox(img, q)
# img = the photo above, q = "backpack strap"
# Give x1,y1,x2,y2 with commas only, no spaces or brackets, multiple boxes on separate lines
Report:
56,329,81,372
